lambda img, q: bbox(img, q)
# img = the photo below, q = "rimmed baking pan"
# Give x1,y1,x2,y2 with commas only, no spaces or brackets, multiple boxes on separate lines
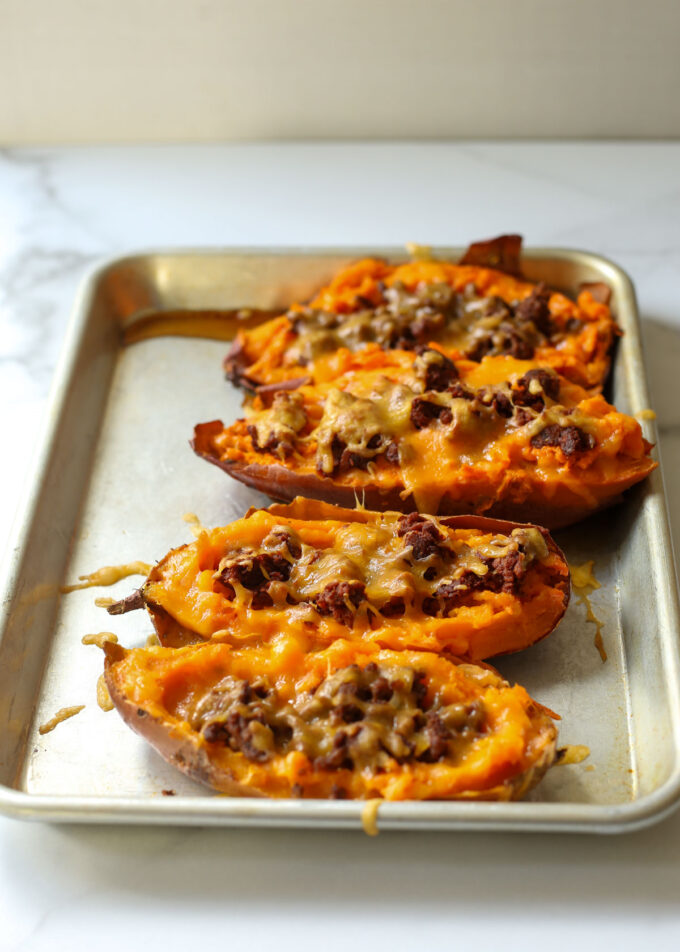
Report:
1,247,679,832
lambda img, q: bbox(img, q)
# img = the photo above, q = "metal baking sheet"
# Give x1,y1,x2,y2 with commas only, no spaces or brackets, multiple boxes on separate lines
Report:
1,247,680,833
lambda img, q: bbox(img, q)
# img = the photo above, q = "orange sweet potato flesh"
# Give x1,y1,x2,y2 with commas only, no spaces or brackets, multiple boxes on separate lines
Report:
194,353,657,530
114,499,569,662
104,636,558,801
224,237,619,393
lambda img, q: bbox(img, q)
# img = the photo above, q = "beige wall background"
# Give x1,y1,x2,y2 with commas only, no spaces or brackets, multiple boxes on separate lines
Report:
2,0,680,143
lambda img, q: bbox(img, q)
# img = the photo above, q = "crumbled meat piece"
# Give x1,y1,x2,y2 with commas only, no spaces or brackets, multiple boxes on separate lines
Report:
203,710,275,762
513,407,534,427
247,424,294,457
491,390,513,418
448,380,475,401
251,589,274,610
512,368,560,410
314,580,366,626
515,283,553,335
433,551,528,615
410,397,450,430
379,596,406,618
418,713,450,763
531,424,595,456
499,326,536,359
415,347,459,392
218,551,292,592
385,441,400,463
397,513,445,559
314,731,354,770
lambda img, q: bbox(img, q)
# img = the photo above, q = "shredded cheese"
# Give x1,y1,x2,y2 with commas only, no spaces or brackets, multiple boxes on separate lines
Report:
361,798,382,836
183,512,207,539
38,705,85,735
570,560,606,663
555,744,591,766
405,242,434,261
62,561,151,593
96,674,114,712
81,632,119,649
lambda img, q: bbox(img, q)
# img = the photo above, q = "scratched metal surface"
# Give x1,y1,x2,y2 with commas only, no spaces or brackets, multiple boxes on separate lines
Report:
1,247,679,832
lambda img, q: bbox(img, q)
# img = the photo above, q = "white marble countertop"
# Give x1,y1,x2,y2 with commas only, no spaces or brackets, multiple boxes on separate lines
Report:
2,142,680,950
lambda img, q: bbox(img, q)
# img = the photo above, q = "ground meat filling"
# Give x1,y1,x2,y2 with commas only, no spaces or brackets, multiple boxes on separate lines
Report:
414,347,459,392
194,662,488,775
512,368,560,412
397,513,445,559
314,581,366,627
431,551,528,616
531,423,595,456
464,283,556,362
287,281,460,360
212,516,547,623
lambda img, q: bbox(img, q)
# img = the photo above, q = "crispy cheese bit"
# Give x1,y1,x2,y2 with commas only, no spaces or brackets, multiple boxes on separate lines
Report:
405,242,433,261
95,597,117,608
570,560,606,663
361,799,382,836
82,632,119,648
61,561,152,593
38,705,85,735
636,409,657,421
96,674,114,712
183,512,207,539
555,744,590,766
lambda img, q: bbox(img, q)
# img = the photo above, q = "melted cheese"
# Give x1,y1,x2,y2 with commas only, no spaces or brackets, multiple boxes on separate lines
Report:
38,705,85,735
556,744,590,766
82,632,119,648
183,512,207,539
97,674,114,712
570,560,606,663
62,561,152,593
361,799,382,836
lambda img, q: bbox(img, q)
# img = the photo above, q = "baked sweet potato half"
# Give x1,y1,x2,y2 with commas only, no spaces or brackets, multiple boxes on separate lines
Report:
108,498,569,661
196,351,656,528
104,636,558,800
225,236,619,393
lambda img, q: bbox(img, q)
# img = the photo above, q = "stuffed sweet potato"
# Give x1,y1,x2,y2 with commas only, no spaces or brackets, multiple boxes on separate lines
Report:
104,635,558,801
108,498,569,661
225,236,618,393
196,351,656,528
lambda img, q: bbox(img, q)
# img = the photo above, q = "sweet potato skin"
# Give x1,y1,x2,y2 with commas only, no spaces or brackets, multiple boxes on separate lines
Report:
104,639,559,801
192,417,655,531
104,642,263,796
